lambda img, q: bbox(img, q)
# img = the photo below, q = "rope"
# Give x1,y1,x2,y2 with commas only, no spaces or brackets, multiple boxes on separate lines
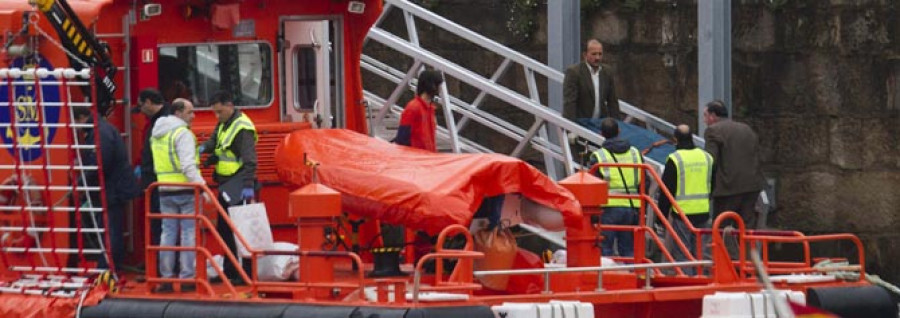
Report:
30,17,90,69
3,75,38,272
813,259,900,297
32,70,65,273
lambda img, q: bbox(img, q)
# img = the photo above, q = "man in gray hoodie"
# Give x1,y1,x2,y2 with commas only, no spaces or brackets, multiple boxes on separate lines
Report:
150,98,207,293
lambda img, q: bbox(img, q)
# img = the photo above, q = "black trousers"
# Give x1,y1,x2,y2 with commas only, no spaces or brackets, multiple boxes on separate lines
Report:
712,191,760,230
149,188,160,246
215,193,252,281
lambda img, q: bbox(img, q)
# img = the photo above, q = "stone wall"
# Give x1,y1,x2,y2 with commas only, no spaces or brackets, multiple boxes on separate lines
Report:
366,0,900,282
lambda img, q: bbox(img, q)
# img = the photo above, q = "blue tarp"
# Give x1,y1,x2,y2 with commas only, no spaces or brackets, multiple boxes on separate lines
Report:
577,118,675,163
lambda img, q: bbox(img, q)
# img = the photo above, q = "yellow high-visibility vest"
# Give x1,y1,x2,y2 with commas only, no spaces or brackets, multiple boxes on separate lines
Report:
591,147,643,208
666,148,713,215
151,126,195,183
214,112,257,176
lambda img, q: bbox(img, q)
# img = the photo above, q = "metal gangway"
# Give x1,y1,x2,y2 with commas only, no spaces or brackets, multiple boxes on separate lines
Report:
360,0,770,230
362,0,707,179
0,67,111,298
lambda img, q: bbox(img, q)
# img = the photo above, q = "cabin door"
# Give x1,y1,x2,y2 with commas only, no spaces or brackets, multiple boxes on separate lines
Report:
281,19,339,128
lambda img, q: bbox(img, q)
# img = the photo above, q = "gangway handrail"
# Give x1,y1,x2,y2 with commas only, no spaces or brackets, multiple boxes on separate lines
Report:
364,0,708,174
366,28,603,147
380,0,563,83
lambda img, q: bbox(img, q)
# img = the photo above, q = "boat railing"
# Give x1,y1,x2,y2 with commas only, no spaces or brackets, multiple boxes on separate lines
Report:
144,182,368,299
473,260,713,294
711,211,866,283
410,224,484,304
144,182,249,296
585,163,850,281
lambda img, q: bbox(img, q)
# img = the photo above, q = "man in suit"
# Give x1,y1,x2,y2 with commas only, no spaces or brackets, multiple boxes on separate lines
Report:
703,100,766,229
562,39,621,122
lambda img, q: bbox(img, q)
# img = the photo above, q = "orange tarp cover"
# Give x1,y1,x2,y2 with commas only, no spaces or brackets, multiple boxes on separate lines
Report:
275,129,582,234
0,287,106,318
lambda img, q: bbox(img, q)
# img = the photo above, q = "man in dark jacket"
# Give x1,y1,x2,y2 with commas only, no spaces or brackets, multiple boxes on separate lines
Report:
74,107,141,271
703,100,766,229
659,125,713,274
133,88,170,247
199,91,258,284
562,39,620,122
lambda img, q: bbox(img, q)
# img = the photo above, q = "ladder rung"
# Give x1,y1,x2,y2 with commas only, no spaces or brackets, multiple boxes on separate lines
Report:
0,123,93,129
10,280,87,289
11,266,106,274
0,206,103,212
0,144,95,150
2,247,103,254
0,227,104,233
0,82,91,88
0,165,98,171
0,101,93,107
0,185,100,191
0,286,79,298
95,33,125,38
21,274,90,282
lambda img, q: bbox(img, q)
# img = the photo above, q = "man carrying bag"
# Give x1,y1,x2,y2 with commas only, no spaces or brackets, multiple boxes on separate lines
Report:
199,91,259,285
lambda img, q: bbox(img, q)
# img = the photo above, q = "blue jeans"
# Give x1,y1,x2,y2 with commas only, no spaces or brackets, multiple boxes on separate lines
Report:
601,207,638,257
159,194,197,279
668,217,710,275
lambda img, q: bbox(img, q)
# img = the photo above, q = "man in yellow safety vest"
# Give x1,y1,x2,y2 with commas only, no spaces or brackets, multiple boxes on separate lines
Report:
658,124,713,275
150,98,207,293
589,118,644,257
198,91,258,285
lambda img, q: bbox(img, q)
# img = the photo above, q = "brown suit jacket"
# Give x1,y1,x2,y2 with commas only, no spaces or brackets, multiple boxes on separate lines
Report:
562,62,620,121
704,119,766,197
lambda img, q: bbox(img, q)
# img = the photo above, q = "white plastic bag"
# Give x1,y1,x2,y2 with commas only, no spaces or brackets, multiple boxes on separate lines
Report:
206,255,224,279
228,202,274,258
257,242,300,281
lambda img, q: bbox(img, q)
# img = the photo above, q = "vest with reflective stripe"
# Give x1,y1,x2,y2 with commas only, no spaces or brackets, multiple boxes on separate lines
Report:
666,148,713,215
214,113,257,177
151,126,195,183
591,147,643,208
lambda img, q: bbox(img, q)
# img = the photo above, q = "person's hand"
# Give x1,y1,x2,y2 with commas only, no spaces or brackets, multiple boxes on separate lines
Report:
202,154,219,168
201,192,212,204
133,166,141,178
241,188,254,201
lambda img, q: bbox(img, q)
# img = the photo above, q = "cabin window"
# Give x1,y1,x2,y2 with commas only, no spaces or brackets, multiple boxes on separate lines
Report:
158,42,273,108
293,46,317,111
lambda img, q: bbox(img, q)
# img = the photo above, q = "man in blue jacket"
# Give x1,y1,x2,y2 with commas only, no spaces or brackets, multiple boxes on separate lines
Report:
74,106,141,271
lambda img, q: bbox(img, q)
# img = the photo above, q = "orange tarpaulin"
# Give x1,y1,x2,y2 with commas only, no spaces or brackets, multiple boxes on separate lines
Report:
0,287,107,318
274,129,582,234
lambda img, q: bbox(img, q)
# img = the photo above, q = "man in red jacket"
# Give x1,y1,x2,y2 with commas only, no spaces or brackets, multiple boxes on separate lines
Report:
395,70,444,152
